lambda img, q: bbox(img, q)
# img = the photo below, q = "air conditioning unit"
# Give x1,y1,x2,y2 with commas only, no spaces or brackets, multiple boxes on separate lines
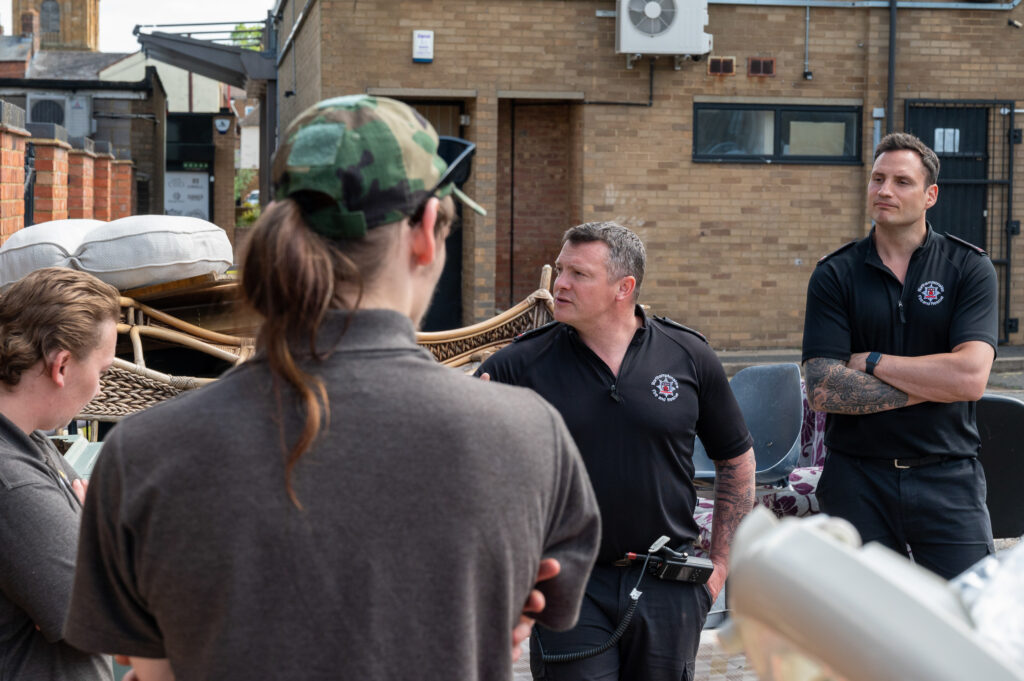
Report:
616,0,713,57
28,94,67,127
27,94,92,138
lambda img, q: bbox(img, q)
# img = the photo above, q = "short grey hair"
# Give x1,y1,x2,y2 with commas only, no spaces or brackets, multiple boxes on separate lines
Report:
562,221,646,300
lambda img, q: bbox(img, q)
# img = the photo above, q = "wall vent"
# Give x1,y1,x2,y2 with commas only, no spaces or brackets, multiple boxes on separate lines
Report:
708,57,735,76
748,57,776,77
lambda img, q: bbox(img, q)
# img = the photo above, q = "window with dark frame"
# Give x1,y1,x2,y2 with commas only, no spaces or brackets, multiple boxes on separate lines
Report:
748,58,775,77
708,57,735,76
693,103,862,164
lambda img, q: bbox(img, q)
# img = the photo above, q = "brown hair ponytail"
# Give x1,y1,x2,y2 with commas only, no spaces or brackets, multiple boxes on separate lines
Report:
240,199,395,507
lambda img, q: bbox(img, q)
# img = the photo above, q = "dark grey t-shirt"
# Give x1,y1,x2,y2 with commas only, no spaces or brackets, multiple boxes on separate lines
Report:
0,414,113,681
65,310,600,681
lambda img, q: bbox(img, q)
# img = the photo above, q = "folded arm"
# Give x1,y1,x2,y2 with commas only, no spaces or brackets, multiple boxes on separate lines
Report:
707,448,755,601
846,341,994,404
804,357,922,414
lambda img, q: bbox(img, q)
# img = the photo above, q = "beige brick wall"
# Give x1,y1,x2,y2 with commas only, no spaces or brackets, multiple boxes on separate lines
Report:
283,0,1024,347
277,0,323,131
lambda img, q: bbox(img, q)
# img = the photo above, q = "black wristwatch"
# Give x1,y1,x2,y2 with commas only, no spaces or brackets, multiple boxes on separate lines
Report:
865,351,882,376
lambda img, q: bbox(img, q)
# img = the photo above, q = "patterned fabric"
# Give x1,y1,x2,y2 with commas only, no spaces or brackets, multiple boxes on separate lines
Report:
272,95,483,238
693,381,827,555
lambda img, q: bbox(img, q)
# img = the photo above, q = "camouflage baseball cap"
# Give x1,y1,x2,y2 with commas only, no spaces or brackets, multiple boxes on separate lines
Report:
272,94,485,240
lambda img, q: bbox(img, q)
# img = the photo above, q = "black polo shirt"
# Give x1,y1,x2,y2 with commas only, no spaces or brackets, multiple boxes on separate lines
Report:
802,226,998,461
478,308,752,563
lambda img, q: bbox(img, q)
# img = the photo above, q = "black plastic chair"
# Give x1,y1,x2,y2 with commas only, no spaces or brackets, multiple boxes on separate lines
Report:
976,393,1024,539
693,363,804,487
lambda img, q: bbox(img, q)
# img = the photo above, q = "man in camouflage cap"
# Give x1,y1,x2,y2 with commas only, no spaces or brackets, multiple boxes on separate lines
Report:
65,95,600,681
272,94,485,240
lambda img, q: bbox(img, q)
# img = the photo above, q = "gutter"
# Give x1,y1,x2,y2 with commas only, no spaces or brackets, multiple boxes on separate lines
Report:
710,0,1022,8
275,0,316,68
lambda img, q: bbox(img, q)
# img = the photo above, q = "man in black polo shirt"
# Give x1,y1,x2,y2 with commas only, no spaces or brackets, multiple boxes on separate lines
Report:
479,222,755,681
803,132,998,579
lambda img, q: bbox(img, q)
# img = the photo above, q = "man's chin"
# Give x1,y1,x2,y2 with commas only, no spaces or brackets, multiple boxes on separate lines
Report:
553,307,573,324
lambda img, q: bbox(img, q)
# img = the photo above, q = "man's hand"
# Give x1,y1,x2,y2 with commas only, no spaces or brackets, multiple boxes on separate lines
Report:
478,372,491,381
115,655,175,681
71,479,88,505
512,558,560,662
846,352,870,374
706,558,727,604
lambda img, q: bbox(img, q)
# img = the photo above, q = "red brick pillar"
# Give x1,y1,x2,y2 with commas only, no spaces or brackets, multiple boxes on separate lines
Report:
110,160,134,219
27,123,71,224
0,102,29,244
68,138,97,219
92,141,114,221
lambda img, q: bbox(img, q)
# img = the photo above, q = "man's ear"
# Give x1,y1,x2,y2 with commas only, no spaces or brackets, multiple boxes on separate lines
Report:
616,275,637,302
411,197,439,266
925,183,938,210
47,349,72,388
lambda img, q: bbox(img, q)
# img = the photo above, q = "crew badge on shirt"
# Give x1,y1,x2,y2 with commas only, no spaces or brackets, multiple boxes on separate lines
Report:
651,374,680,403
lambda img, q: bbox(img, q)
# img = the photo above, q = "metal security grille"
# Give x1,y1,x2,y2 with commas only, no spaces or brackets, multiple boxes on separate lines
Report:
906,100,1016,343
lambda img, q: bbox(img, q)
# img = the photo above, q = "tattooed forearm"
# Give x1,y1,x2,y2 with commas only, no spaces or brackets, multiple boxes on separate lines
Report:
710,449,755,566
804,357,909,415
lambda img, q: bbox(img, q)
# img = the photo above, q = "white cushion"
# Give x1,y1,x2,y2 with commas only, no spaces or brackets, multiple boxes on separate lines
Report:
74,216,233,290
0,216,233,290
0,219,104,288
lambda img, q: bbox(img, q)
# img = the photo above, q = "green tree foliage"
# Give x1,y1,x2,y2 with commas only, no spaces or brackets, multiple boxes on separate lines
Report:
235,168,257,202
231,24,263,51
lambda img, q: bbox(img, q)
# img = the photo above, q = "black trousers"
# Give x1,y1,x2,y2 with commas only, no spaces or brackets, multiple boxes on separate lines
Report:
817,451,994,579
530,563,712,681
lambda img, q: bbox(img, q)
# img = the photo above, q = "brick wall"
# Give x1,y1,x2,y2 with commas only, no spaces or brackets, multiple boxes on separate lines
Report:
495,102,575,307
92,148,113,221
0,121,29,244
110,160,133,220
31,138,70,224
67,145,96,220
0,60,30,78
294,0,1024,347
129,81,165,215
212,113,237,238
277,0,323,136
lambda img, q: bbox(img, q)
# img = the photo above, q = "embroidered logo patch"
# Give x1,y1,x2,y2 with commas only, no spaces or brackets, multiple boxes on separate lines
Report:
917,280,945,306
651,374,679,402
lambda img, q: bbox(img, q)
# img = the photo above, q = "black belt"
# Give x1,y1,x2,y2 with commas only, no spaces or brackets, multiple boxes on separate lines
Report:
864,454,960,469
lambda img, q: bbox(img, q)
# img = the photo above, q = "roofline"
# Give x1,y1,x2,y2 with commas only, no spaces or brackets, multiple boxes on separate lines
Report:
0,64,162,94
135,31,275,89
0,77,153,91
100,50,144,72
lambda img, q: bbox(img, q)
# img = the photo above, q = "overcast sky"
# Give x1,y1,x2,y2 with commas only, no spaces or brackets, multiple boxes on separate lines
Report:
2,0,277,54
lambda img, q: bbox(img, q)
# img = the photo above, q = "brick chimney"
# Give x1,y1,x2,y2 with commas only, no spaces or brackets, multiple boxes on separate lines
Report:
21,10,40,56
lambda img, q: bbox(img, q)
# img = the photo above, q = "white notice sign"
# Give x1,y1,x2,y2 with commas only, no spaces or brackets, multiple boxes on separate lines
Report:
413,30,434,63
165,172,209,220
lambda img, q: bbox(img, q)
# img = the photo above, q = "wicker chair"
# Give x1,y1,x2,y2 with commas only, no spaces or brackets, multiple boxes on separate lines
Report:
79,267,555,423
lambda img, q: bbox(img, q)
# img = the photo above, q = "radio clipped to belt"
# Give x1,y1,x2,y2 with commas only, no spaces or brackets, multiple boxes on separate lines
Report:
539,535,713,664
616,535,715,584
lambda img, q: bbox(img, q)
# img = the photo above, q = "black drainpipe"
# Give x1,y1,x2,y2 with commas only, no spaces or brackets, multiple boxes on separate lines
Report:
887,0,897,134
509,103,516,308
